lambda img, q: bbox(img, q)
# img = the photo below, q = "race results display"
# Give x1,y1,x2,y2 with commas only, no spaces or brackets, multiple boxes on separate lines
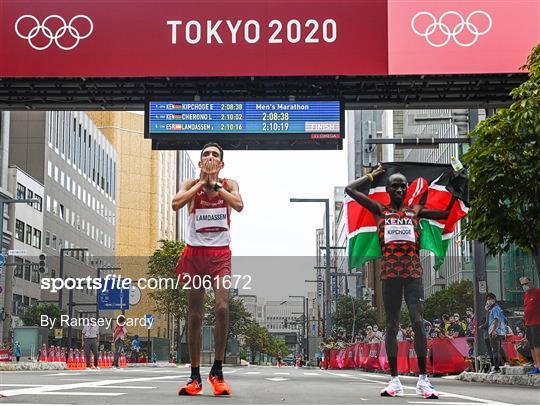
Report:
149,101,340,135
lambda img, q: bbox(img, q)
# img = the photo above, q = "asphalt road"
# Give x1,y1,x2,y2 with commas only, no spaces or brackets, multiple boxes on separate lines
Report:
0,365,538,405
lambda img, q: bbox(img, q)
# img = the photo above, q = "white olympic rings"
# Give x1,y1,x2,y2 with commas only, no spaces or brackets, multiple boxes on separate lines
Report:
411,10,492,48
15,14,93,51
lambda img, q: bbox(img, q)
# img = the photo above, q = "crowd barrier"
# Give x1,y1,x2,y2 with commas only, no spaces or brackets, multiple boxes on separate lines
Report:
326,336,525,374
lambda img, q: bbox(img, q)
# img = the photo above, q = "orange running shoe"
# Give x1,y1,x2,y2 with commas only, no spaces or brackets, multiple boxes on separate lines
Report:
207,372,231,396
178,378,203,396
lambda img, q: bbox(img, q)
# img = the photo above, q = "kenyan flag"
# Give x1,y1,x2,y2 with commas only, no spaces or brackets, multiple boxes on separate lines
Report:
346,162,469,271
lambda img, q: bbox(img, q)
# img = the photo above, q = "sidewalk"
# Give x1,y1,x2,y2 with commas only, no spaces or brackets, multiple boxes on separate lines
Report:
457,366,540,387
0,361,66,371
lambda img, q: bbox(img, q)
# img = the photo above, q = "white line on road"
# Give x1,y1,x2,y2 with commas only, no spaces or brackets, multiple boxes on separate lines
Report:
323,371,512,405
0,374,186,397
0,384,48,387
303,372,320,376
265,377,289,382
34,391,125,396
93,385,157,389
274,372,290,375
245,371,261,375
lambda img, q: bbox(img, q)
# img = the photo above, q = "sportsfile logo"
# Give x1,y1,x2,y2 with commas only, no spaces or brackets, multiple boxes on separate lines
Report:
14,14,93,50
411,10,492,47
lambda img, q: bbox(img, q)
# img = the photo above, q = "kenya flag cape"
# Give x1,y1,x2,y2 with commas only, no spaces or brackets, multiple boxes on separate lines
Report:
346,162,469,270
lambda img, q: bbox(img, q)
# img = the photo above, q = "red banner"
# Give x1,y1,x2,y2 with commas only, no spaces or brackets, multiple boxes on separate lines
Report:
1,0,538,77
0,349,13,361
388,0,540,74
0,0,388,77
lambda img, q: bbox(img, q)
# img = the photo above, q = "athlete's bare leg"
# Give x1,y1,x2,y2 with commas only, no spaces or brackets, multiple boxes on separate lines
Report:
187,287,206,367
213,277,230,361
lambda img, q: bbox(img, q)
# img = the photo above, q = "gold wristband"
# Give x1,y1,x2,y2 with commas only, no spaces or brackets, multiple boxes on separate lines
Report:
367,173,374,182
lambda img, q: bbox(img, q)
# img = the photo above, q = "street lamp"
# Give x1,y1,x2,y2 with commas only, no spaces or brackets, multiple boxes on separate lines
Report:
305,279,325,337
289,198,331,333
60,247,89,349
289,295,307,358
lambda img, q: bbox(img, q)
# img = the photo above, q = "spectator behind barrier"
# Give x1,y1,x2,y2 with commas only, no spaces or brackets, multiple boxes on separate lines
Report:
520,276,540,375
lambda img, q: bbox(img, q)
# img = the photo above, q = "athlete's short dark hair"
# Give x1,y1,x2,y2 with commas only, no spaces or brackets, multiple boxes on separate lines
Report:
486,292,497,300
201,142,224,161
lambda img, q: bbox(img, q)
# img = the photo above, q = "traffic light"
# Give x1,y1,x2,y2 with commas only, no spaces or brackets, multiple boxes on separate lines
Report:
38,253,46,273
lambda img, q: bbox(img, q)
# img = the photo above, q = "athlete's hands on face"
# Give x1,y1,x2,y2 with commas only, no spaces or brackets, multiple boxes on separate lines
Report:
371,163,385,177
199,157,222,188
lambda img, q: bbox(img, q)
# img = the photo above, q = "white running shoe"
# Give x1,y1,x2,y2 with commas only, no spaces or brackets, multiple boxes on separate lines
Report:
380,378,404,397
416,377,439,399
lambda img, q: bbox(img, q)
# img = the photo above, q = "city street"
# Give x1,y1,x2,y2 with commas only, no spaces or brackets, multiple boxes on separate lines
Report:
0,365,538,404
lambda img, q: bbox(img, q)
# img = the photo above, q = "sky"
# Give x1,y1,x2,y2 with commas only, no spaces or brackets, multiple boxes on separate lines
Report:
186,148,349,300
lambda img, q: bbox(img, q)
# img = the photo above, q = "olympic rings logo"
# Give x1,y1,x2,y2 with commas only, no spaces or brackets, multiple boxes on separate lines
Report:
15,15,93,51
411,11,492,47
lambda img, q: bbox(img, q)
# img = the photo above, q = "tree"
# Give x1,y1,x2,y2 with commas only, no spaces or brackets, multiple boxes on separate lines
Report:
423,280,474,322
21,303,64,335
462,44,540,278
147,239,187,354
331,295,377,338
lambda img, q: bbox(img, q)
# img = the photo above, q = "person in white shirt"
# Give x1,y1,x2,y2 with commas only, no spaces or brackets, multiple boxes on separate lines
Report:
81,323,99,369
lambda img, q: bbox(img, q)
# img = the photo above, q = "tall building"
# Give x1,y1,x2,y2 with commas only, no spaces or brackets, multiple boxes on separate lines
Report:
8,111,117,341
263,299,304,354
176,150,197,243
88,111,182,354
2,166,44,339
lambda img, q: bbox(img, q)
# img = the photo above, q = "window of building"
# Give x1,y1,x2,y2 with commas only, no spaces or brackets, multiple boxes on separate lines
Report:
65,207,70,223
34,194,42,211
25,224,32,245
46,195,51,212
45,230,50,246
54,165,58,183
33,229,41,249
47,160,52,177
13,294,22,315
53,199,58,215
60,170,64,187
51,269,56,278
59,204,65,220
16,183,26,200
31,264,40,283
66,175,71,192
52,234,57,249
24,260,31,280
26,189,34,205
14,257,23,278
72,180,76,196
15,220,25,242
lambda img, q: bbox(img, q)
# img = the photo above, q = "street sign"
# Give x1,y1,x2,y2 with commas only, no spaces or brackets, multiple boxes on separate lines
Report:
129,285,141,306
478,281,487,294
0,253,5,267
144,314,153,330
97,279,130,310
7,249,27,256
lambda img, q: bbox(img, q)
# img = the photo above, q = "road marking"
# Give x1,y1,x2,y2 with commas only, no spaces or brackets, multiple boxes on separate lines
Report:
303,372,320,376
0,374,186,397
93,385,157,389
0,384,47,387
245,371,261,375
35,391,125,396
265,377,289,382
274,372,290,375
323,371,512,405
407,403,482,405
227,369,239,373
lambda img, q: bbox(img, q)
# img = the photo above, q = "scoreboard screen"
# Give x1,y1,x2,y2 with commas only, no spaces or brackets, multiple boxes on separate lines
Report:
145,100,343,150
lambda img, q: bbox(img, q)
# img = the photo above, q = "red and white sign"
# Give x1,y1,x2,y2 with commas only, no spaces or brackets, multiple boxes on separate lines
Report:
0,0,538,77
388,0,540,74
0,0,388,77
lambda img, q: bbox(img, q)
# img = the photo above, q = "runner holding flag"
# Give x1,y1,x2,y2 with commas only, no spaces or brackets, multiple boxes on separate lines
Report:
345,163,467,399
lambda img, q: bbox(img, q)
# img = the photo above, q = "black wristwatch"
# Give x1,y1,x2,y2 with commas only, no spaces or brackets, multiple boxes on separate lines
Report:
214,181,223,191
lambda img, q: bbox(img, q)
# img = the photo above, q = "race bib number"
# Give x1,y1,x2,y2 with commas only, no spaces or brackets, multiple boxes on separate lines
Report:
384,224,415,244
195,207,228,233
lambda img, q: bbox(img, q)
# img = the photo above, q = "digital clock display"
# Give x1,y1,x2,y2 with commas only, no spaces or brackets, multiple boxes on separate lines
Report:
147,101,341,135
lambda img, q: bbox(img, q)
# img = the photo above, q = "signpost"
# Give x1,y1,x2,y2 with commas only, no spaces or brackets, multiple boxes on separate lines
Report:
97,279,130,311
145,314,153,363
